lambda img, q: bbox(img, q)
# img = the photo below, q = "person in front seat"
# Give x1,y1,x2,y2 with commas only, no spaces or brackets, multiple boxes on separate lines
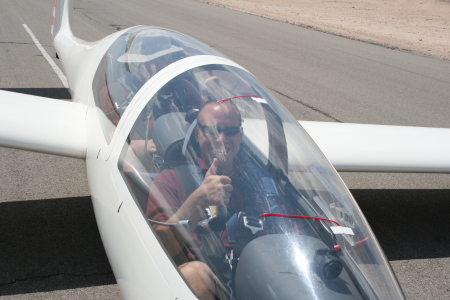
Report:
146,101,245,299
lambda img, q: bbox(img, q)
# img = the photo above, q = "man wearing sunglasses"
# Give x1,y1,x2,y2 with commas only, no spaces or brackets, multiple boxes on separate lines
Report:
195,102,243,178
146,101,245,299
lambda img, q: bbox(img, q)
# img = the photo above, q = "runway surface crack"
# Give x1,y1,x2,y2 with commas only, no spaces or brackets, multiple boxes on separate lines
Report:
270,88,343,122
0,271,114,287
0,42,33,45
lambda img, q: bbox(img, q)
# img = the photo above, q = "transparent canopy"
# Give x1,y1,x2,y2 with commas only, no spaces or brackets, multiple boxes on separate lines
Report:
117,48,404,299
92,26,223,142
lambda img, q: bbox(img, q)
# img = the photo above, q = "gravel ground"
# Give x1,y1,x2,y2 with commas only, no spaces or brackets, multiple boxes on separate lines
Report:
203,0,450,60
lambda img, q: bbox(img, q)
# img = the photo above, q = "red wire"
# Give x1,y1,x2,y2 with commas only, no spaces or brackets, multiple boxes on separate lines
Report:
355,237,369,245
260,213,341,226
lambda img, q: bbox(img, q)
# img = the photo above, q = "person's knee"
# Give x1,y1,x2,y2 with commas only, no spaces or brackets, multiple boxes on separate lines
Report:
180,261,215,300
180,261,213,285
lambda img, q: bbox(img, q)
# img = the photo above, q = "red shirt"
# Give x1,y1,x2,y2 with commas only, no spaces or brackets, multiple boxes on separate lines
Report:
146,158,246,257
146,158,244,222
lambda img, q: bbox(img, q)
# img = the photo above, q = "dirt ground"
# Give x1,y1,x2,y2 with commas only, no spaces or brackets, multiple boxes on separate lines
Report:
202,0,450,60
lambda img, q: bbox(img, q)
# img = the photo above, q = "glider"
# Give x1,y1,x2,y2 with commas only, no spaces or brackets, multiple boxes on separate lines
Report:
1,0,449,299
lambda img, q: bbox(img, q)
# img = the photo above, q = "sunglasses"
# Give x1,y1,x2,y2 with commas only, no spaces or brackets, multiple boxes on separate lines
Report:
197,122,241,137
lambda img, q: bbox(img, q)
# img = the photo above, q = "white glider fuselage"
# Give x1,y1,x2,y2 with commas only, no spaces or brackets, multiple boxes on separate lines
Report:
49,15,403,299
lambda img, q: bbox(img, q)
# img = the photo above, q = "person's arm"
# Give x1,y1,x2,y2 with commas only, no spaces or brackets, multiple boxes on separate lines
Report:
147,159,232,257
166,158,232,228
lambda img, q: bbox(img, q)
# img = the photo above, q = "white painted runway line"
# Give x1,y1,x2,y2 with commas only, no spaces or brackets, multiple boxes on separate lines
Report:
22,24,69,89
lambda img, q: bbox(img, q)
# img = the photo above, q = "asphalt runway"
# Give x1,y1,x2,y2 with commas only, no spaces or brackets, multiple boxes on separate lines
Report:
0,0,449,299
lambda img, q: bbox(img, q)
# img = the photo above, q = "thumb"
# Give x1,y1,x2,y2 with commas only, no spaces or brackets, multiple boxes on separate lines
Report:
205,158,219,177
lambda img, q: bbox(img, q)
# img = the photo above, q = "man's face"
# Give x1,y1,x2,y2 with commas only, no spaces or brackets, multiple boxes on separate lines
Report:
195,103,243,171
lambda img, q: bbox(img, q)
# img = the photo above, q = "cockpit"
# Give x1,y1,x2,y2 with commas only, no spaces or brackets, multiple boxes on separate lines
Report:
95,27,404,299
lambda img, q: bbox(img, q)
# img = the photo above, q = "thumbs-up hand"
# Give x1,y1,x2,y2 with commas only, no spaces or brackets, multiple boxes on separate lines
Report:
199,158,233,207
205,157,219,177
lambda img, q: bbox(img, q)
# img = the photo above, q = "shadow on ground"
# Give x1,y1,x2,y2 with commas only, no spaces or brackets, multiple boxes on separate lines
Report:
0,197,115,296
0,189,448,295
0,88,71,100
353,189,450,260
